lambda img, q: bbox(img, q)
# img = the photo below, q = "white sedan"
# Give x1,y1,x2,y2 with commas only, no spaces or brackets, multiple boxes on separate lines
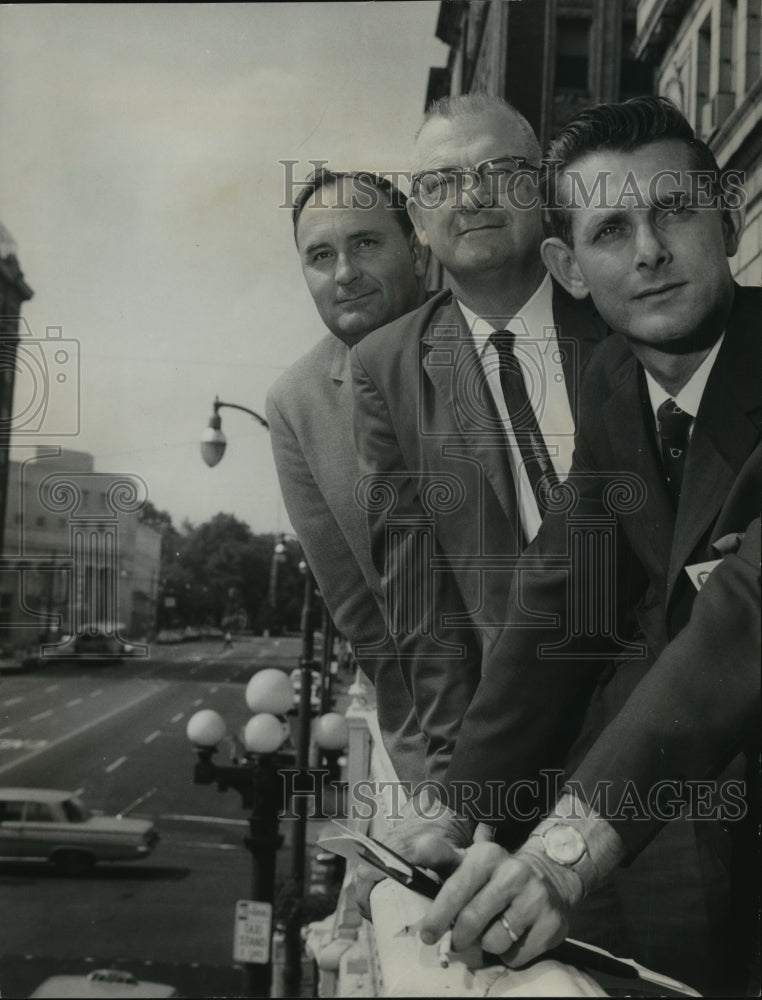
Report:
0,788,159,875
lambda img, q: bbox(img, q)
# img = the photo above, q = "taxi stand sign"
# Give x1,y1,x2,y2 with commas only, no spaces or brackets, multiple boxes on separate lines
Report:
233,899,272,964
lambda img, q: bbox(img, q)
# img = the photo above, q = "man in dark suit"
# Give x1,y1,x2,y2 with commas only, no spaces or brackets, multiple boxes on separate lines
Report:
404,97,760,994
350,93,606,782
267,170,429,783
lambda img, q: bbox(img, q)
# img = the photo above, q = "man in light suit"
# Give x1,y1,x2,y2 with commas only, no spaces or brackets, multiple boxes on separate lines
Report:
350,93,607,783
266,170,429,782
404,97,760,994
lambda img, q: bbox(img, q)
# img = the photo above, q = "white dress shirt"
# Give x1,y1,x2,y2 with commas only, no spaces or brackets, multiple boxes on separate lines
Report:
644,332,725,439
457,272,576,542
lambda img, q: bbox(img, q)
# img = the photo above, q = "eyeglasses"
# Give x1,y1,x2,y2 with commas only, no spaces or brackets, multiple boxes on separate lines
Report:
411,155,539,207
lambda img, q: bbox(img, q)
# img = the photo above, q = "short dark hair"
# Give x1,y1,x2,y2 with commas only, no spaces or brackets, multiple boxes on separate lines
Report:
543,96,725,245
292,168,413,243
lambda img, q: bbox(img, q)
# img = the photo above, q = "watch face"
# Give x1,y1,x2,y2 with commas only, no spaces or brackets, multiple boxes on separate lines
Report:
545,825,586,865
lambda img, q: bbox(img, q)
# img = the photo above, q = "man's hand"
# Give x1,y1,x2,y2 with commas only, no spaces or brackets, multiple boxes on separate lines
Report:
419,839,578,967
352,798,474,918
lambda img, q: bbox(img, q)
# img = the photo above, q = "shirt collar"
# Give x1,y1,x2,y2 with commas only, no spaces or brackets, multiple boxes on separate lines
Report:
644,332,725,419
457,271,553,347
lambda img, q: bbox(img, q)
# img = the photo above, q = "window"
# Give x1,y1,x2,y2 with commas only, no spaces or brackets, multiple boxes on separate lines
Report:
62,798,90,822
620,23,653,98
555,17,590,92
0,800,24,822
25,801,54,822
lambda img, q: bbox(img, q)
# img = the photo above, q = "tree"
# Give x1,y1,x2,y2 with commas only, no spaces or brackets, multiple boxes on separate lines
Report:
152,510,305,632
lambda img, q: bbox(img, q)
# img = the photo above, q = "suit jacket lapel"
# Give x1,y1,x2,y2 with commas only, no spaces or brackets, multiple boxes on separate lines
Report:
551,284,607,419
604,353,675,580
421,298,519,520
330,337,354,417
667,290,762,596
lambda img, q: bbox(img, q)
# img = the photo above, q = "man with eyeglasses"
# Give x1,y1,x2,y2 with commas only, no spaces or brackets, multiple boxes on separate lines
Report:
387,96,760,995
266,170,429,784
350,92,607,785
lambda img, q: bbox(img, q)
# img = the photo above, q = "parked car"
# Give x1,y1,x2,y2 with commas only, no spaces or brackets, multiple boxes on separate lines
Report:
45,623,140,663
0,788,159,875
30,968,177,998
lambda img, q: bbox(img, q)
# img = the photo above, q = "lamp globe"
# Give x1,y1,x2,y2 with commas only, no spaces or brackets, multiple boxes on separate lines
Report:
186,709,227,748
246,669,294,715
244,713,289,754
313,712,349,752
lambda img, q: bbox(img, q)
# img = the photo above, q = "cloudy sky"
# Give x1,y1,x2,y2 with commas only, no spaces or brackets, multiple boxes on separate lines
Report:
0,2,445,534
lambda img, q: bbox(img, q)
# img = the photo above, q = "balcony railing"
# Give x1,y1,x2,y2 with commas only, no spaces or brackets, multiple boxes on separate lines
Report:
305,670,684,997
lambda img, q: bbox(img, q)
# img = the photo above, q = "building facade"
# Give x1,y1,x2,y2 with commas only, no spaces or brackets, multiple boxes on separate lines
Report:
425,0,652,149
634,0,762,283
0,222,34,561
0,447,161,655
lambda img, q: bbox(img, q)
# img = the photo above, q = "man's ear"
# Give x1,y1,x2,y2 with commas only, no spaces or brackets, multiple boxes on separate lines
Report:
409,232,430,277
721,206,745,258
541,237,590,300
407,198,429,247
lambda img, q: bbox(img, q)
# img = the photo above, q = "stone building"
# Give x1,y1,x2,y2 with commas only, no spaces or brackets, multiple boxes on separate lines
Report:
634,0,762,283
0,446,161,655
425,0,652,149
0,222,34,560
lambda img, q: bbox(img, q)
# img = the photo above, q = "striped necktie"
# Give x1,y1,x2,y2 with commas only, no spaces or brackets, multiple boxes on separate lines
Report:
489,330,559,517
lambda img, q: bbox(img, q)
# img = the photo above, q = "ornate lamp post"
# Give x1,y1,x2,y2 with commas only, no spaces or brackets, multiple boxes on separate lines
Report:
186,670,348,998
198,394,344,994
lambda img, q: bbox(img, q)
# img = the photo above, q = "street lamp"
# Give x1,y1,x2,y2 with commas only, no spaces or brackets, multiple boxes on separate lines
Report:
186,669,348,999
200,395,269,467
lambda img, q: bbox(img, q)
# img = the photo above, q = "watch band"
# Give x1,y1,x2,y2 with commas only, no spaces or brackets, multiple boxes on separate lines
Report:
528,821,598,893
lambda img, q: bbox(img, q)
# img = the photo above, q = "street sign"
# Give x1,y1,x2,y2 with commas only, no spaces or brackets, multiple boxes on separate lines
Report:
233,900,272,965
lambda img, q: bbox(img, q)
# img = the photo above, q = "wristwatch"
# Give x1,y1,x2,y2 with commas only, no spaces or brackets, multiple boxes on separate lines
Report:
528,822,597,891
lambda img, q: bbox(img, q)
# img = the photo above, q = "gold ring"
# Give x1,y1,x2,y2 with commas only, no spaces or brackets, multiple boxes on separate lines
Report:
499,913,519,944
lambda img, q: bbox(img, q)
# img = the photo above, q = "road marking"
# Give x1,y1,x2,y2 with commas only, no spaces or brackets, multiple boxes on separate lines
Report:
143,730,161,744
119,786,157,817
66,697,83,707
160,813,248,827
0,683,167,776
105,755,127,773
3,697,23,707
0,725,13,736
193,698,203,707
90,689,103,697
30,709,54,722
170,712,184,723
44,685,60,693
0,737,47,750
176,841,239,851
209,686,218,694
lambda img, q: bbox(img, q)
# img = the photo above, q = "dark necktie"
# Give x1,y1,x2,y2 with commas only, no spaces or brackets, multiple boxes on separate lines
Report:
489,330,559,517
656,398,692,505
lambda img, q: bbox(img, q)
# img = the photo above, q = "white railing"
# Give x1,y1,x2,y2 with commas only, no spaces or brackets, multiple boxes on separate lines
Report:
303,668,609,997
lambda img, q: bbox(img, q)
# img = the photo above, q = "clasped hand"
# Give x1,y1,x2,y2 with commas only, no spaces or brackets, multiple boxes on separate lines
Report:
417,839,574,966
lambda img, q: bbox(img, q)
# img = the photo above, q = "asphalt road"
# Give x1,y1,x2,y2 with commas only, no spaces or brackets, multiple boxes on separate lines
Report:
0,635,341,999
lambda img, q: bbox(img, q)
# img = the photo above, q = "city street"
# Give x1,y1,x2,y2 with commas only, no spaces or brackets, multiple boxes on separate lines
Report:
0,635,336,999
